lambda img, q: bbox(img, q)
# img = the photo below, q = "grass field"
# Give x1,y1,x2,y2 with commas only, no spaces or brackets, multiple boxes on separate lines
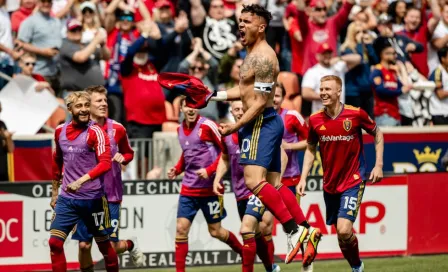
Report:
129,254,448,272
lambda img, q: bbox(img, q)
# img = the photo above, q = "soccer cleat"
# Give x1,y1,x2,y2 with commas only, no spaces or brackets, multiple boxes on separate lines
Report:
285,225,308,264
301,262,314,272
352,261,364,272
302,227,322,267
130,237,144,267
271,263,281,272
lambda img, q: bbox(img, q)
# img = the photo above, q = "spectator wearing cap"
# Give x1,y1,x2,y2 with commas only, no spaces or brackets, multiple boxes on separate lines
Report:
370,37,412,126
59,18,110,95
428,47,448,125
372,0,389,19
430,4,448,73
387,0,407,33
155,1,192,76
301,43,361,114
398,2,440,77
377,13,424,64
120,20,165,139
80,1,108,44
179,37,220,121
191,0,238,60
294,0,354,75
11,0,36,37
17,0,62,95
341,22,378,117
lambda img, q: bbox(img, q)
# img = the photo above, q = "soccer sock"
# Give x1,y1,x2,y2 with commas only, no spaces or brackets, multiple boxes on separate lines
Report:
255,232,273,271
276,184,308,226
338,234,361,267
96,240,119,272
221,230,243,255
175,236,189,272
126,240,135,252
49,237,67,272
241,232,257,272
252,181,297,233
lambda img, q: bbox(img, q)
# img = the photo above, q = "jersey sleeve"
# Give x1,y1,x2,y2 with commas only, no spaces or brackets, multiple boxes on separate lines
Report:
52,125,64,181
285,110,309,140
221,136,229,155
86,125,112,180
200,121,223,176
115,123,134,165
307,118,319,145
359,109,377,135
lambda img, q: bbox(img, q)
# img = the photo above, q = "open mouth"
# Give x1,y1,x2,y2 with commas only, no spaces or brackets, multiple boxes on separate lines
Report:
239,31,246,40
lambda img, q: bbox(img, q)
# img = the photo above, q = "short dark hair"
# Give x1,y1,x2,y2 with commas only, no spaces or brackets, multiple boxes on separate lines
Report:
241,4,272,27
277,83,286,98
438,47,448,62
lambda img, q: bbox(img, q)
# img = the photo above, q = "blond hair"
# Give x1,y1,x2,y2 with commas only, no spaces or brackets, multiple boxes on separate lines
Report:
65,91,91,110
320,75,343,88
340,22,359,53
85,85,107,95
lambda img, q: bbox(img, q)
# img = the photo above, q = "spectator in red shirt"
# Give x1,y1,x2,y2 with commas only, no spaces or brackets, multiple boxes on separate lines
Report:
398,3,440,77
296,0,355,74
120,20,164,139
11,0,36,36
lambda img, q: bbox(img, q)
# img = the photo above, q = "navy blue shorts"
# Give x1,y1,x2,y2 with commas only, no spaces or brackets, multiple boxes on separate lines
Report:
238,107,283,173
177,195,227,224
72,202,121,242
237,195,265,221
324,181,366,225
50,195,110,241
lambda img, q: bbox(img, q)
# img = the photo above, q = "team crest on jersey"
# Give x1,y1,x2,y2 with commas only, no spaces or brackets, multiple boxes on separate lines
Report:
343,119,352,132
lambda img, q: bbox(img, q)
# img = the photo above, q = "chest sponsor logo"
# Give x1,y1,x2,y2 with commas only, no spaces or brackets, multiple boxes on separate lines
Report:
320,135,355,142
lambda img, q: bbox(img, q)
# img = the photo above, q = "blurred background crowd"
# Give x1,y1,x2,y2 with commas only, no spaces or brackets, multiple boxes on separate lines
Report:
1,0,448,142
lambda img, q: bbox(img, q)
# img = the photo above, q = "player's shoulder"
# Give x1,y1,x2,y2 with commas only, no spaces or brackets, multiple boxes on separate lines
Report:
111,120,126,132
343,104,361,112
285,109,306,125
310,108,325,118
54,123,65,137
374,64,383,70
89,124,106,135
201,118,221,136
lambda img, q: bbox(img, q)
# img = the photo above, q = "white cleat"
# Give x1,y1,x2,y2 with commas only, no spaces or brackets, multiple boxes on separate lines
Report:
301,262,314,272
285,225,308,264
352,261,364,272
272,263,281,272
130,237,144,267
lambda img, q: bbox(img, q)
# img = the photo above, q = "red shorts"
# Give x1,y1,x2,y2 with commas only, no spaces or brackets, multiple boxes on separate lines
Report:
281,175,301,187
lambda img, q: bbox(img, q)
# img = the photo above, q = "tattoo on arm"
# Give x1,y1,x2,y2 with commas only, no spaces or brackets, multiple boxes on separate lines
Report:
252,55,275,83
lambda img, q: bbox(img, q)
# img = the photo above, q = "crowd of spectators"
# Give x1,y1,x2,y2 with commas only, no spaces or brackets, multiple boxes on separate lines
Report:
0,0,448,143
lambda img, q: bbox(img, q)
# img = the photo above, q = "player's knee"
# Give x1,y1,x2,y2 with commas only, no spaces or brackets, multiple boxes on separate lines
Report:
208,227,222,239
176,221,189,237
240,222,255,234
244,179,258,191
49,237,64,253
79,241,92,252
336,224,353,240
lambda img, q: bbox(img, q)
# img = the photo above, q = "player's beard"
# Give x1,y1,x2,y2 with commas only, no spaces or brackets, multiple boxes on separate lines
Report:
72,111,90,125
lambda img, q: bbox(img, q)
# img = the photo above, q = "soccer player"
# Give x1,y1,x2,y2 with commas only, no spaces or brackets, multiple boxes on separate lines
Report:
71,86,144,271
49,91,118,272
299,75,384,272
167,98,243,272
213,100,279,272
272,84,322,270
210,4,311,263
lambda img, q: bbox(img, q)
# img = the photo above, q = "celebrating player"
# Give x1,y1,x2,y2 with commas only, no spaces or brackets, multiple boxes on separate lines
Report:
213,100,279,272
272,84,322,270
167,98,243,272
299,75,384,272
49,91,118,272
71,86,144,270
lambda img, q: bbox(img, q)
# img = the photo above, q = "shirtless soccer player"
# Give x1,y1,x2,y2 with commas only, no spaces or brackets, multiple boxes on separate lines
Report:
209,4,316,263
213,100,280,272
167,98,243,272
71,86,144,271
299,75,384,272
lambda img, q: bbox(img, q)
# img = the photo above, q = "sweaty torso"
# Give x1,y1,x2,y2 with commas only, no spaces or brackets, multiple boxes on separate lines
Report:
239,42,279,111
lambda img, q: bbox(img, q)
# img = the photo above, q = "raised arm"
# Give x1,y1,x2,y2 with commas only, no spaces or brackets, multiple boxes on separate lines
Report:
190,0,206,27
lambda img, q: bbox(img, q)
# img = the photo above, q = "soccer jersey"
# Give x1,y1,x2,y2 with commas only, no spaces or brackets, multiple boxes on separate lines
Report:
175,116,222,196
370,64,403,120
308,104,377,194
279,108,308,185
223,133,251,201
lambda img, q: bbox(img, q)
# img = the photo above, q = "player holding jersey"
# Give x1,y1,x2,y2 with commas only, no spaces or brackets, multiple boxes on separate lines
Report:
167,98,243,272
213,100,279,272
49,91,118,272
299,75,384,272
71,86,144,270
272,84,322,270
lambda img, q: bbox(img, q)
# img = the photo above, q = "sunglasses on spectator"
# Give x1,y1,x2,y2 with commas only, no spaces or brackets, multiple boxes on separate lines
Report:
314,7,326,12
24,62,36,67
119,16,134,22
82,8,95,14
211,4,224,8
40,0,52,3
190,66,205,71
384,51,397,56
69,27,83,32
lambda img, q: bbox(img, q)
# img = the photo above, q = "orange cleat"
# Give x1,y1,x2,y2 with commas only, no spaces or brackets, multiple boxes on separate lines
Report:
302,227,322,267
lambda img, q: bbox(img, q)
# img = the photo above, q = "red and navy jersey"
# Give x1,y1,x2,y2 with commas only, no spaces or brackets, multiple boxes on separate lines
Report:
308,105,377,194
370,64,403,121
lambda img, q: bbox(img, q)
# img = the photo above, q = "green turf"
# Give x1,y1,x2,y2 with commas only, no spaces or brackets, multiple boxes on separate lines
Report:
130,254,448,272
